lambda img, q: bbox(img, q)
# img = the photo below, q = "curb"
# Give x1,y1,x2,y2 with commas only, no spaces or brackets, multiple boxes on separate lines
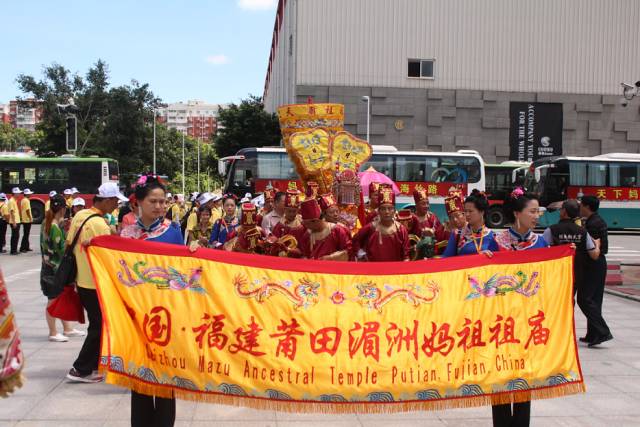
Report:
604,288,640,303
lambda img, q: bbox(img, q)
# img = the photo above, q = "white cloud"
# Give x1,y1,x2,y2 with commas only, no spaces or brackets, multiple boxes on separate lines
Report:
238,0,277,11
205,54,230,65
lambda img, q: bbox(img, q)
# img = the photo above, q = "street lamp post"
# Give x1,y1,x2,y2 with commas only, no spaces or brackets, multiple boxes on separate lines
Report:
361,96,371,143
182,131,185,196
152,109,157,174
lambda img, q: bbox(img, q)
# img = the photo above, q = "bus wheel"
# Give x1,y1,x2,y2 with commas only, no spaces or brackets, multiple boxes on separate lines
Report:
31,201,45,224
487,206,505,228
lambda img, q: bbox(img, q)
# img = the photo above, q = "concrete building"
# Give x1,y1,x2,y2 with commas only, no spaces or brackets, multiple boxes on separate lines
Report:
0,104,9,125
263,0,640,162
157,100,225,142
6,99,43,131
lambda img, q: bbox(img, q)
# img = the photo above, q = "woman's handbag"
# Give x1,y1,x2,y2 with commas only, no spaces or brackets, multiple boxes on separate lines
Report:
51,214,101,297
47,286,85,323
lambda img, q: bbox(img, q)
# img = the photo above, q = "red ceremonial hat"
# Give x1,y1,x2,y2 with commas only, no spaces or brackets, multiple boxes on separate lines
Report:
396,209,412,222
305,181,319,199
318,193,337,211
413,187,428,204
263,188,276,201
241,203,258,226
300,198,322,220
378,187,395,206
445,190,464,215
285,189,301,209
369,182,381,197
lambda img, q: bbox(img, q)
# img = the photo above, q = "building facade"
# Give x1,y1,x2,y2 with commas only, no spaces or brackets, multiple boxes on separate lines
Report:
263,0,640,162
157,100,224,142
2,99,44,131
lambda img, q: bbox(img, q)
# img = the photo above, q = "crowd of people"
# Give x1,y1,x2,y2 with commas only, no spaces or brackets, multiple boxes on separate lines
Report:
0,173,614,427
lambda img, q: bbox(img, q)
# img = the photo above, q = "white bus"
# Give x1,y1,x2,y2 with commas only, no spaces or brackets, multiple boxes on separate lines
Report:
219,146,485,220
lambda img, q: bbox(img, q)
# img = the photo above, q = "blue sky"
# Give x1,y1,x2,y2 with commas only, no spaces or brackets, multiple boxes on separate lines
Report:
0,0,278,104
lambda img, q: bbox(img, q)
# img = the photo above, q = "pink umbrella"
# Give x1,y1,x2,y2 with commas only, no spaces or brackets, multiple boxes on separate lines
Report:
358,166,400,196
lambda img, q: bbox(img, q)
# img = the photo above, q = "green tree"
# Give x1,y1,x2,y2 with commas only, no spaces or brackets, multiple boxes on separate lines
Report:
0,124,45,151
15,60,220,191
212,95,281,158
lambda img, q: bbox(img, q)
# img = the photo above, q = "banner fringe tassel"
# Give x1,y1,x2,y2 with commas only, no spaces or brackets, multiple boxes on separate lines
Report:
103,371,585,414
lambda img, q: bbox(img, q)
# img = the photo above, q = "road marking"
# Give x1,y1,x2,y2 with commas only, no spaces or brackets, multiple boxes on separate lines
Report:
5,268,41,281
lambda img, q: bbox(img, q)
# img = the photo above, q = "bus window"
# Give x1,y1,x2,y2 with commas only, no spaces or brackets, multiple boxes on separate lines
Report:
108,161,119,181
230,152,257,189
395,156,426,181
609,163,640,187
24,167,36,185
429,157,481,184
569,161,607,186
362,155,394,179
9,171,19,185
257,153,296,180
37,166,70,190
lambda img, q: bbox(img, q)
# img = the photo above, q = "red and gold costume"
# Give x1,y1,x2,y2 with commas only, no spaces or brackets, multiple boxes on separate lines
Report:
408,188,447,241
353,187,410,262
260,188,276,216
364,182,381,225
226,203,267,253
442,190,466,242
298,199,352,261
270,190,305,257
305,181,319,200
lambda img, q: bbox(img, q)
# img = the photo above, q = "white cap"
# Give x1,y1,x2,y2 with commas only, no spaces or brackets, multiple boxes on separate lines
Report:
212,194,222,203
176,194,185,202
49,190,57,197
23,188,34,195
244,192,252,199
97,182,128,202
12,187,22,194
0,193,6,200
72,197,86,207
196,192,215,206
240,196,250,203
166,192,173,199
71,187,79,194
63,189,73,195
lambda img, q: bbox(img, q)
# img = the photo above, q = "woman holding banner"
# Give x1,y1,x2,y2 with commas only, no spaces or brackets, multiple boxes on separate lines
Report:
120,174,182,427
491,189,549,427
442,190,498,257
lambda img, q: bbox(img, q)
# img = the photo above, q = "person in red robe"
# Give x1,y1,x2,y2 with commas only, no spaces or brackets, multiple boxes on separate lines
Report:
408,187,447,241
270,189,306,257
305,181,320,200
353,187,410,262
364,182,381,225
226,203,268,253
298,198,352,261
260,187,276,217
441,190,467,242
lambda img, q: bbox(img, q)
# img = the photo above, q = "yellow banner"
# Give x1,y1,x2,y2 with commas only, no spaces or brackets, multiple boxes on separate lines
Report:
88,237,584,413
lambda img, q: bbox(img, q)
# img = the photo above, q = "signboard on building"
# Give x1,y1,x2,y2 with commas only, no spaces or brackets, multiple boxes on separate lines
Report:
509,102,563,162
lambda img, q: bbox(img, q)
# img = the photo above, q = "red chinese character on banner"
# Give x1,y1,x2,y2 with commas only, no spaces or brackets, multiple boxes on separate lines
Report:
310,327,342,356
428,184,438,195
228,316,266,356
525,310,550,350
269,318,305,361
456,318,486,352
192,313,228,350
613,189,623,199
489,315,521,348
386,320,419,360
348,322,380,361
142,306,171,346
421,322,455,357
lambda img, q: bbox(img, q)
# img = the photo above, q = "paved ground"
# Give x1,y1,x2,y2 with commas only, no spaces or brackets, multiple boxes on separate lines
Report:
1,228,639,426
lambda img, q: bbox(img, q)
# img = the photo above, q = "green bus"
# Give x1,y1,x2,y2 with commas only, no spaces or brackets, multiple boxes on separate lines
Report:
0,153,119,223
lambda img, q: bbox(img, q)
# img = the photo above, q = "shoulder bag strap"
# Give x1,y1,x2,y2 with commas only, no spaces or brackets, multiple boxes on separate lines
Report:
65,214,102,255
